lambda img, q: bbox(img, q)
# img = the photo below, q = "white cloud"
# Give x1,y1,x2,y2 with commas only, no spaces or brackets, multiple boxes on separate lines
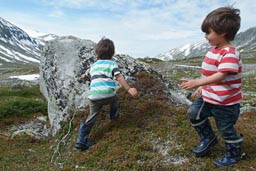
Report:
143,30,199,40
48,9,65,18
232,0,256,31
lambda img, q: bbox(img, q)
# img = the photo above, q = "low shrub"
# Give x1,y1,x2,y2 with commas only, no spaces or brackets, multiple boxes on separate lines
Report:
0,86,43,98
0,97,47,118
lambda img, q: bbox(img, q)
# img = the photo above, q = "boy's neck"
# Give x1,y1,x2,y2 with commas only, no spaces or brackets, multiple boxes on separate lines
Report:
216,41,231,48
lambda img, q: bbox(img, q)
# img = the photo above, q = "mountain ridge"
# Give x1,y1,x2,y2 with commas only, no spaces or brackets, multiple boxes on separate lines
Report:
156,27,256,61
0,17,59,67
0,17,45,66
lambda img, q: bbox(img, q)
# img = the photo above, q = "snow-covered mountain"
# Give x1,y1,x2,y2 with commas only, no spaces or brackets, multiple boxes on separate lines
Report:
157,41,210,61
157,27,256,61
233,27,256,52
23,28,58,42
0,17,57,66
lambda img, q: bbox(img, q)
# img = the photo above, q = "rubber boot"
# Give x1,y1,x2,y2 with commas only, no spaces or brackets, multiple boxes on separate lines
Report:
213,141,243,167
75,121,93,151
192,119,218,157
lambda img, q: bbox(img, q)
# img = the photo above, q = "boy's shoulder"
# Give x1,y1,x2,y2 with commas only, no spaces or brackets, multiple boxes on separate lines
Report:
223,46,239,56
95,59,117,64
211,46,238,55
96,59,114,62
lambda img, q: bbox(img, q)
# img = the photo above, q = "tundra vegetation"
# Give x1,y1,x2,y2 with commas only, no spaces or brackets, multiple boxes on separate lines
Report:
0,56,255,171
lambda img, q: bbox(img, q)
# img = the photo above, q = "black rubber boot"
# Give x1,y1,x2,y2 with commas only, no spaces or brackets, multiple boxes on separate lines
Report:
213,141,243,167
192,119,218,157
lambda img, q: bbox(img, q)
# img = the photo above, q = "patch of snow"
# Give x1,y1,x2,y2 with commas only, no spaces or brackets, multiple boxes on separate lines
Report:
0,55,11,62
9,74,40,81
0,44,13,55
0,44,33,63
179,44,191,56
13,51,40,63
40,34,56,41
0,37,7,43
23,28,47,38
23,28,57,41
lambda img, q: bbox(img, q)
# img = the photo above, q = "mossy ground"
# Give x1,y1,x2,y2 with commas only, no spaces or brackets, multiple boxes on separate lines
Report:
0,60,256,170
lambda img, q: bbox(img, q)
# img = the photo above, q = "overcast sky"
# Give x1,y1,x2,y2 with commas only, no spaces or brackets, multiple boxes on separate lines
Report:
0,0,255,58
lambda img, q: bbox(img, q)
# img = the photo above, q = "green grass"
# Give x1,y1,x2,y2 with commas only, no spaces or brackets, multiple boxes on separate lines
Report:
0,86,47,118
0,66,39,75
242,57,256,64
0,86,43,98
0,66,256,170
243,74,256,92
0,97,47,118
172,56,203,66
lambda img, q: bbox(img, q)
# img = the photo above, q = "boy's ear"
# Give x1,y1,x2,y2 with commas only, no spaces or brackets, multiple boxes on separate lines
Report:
220,32,226,37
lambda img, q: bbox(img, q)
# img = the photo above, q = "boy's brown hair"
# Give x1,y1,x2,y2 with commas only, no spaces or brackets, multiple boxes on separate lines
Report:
201,6,241,41
95,38,115,59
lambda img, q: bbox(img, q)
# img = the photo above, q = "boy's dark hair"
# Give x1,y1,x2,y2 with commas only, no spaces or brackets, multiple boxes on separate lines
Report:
95,38,115,59
201,6,241,41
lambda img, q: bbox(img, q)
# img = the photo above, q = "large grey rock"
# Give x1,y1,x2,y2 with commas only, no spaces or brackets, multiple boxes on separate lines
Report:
40,36,191,136
40,36,95,135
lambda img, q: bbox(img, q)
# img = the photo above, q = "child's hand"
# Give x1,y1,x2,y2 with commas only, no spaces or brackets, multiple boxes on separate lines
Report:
81,73,87,78
180,78,199,90
128,88,138,97
192,87,202,97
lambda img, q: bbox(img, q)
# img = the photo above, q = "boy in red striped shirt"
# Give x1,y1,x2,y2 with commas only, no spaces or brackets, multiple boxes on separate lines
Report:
181,6,243,167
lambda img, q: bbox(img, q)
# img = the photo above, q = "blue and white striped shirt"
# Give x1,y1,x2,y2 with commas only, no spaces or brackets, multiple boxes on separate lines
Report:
88,60,120,100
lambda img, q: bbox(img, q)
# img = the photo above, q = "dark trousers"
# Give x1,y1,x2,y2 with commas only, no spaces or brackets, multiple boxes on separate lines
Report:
187,97,243,143
76,95,119,146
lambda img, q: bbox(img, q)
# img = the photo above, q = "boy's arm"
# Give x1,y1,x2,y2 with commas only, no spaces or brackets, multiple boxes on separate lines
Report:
81,73,88,78
80,67,91,78
115,74,138,97
79,68,91,84
180,71,228,90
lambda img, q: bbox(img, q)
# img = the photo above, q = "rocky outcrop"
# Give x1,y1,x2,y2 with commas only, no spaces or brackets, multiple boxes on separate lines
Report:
40,36,191,136
40,36,93,135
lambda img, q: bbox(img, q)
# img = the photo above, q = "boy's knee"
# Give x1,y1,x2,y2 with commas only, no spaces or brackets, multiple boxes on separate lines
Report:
187,106,199,120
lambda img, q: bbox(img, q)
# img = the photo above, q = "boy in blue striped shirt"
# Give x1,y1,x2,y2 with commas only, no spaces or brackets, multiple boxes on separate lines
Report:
75,38,138,151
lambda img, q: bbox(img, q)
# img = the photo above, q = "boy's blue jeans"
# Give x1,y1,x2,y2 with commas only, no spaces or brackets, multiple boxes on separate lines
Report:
76,95,119,147
187,97,243,142
87,95,119,124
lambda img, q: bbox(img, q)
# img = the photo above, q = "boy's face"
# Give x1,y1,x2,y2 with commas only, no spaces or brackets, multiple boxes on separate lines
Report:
204,28,228,48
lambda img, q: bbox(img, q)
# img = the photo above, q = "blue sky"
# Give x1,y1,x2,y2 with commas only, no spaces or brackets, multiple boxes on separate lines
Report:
0,0,255,58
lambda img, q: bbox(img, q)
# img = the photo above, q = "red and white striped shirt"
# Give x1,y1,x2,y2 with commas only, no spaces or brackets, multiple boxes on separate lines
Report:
201,46,242,105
